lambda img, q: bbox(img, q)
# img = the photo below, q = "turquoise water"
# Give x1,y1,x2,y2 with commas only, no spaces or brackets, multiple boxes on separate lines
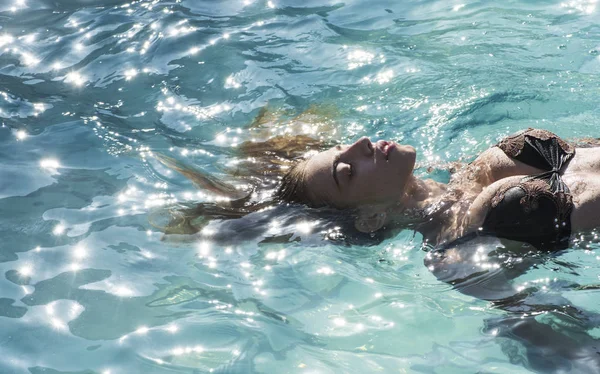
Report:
1,0,600,373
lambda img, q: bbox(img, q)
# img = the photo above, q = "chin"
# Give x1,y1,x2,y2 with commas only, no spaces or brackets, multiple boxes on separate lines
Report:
393,145,416,169
407,149,417,170
403,144,417,158
394,154,416,191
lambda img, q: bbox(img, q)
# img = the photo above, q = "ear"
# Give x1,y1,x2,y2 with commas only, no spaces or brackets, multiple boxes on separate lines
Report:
354,210,387,233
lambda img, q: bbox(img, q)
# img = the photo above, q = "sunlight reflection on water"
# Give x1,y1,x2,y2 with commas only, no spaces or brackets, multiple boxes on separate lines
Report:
1,0,600,372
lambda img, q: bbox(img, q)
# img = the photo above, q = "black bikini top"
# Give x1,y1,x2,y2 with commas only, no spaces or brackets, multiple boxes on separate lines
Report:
480,128,576,250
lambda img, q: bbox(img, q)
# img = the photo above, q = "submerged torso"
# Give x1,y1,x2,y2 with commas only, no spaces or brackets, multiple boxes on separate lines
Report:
428,129,600,249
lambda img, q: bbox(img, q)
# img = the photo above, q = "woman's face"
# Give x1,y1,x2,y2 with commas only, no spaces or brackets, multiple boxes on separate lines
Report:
302,137,416,208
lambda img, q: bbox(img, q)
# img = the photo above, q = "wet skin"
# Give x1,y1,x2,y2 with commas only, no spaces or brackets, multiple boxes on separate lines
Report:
302,137,600,244
466,146,600,235
303,137,417,208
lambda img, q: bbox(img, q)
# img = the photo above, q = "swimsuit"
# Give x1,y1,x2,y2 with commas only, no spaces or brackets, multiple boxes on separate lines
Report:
480,128,575,250
437,128,576,251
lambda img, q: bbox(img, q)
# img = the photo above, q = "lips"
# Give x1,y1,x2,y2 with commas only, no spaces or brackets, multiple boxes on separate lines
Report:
377,140,395,160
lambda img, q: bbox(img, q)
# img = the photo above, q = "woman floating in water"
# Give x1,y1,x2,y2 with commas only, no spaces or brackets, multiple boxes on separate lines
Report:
276,127,600,251
154,107,600,373
156,107,600,252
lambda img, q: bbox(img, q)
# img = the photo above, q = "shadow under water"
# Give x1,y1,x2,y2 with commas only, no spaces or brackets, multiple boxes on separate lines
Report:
426,235,600,374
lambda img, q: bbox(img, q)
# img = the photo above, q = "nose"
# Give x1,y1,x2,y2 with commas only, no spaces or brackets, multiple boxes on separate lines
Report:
344,136,373,157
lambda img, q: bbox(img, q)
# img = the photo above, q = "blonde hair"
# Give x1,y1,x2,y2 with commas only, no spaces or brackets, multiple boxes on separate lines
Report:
274,159,314,206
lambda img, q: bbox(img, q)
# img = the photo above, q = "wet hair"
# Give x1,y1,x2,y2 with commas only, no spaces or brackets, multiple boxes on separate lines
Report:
152,129,389,246
274,159,315,206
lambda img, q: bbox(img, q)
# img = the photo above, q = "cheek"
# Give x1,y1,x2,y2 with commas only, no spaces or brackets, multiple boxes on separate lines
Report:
365,175,394,196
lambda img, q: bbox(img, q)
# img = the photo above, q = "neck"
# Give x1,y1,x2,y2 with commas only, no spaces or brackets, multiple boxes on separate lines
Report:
387,175,450,231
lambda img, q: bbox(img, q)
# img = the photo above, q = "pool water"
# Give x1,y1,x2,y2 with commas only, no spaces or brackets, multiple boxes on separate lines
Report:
1,0,600,373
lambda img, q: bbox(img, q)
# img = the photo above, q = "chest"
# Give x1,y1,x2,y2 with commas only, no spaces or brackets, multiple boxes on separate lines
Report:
429,144,578,246
434,172,597,247
449,147,544,192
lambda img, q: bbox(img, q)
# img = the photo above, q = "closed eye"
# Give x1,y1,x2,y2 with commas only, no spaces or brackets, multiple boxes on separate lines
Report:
332,153,341,188
333,153,353,188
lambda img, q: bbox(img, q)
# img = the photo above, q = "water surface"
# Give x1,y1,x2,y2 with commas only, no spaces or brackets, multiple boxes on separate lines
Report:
1,0,600,373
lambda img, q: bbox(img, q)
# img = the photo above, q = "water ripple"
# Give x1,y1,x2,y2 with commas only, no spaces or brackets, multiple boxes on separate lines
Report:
2,0,600,372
